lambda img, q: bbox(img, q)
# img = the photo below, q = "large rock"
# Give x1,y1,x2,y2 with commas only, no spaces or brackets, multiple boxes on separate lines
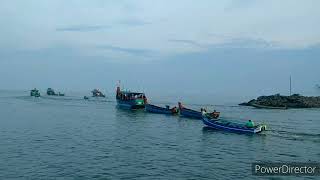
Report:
239,94,320,108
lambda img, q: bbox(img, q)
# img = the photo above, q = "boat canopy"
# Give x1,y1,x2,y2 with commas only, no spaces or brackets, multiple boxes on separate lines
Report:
120,91,144,96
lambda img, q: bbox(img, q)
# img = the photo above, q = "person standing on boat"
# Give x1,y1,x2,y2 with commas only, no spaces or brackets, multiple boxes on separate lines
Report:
171,106,178,113
201,108,207,115
246,120,255,128
143,95,147,104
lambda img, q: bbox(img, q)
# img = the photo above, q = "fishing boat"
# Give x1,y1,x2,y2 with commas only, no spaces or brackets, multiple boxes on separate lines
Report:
30,88,40,97
92,89,105,97
47,88,65,96
116,85,147,109
178,102,220,119
145,104,179,115
47,88,56,95
202,115,267,134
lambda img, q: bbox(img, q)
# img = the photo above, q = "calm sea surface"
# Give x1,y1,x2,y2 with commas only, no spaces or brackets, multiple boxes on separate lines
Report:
0,90,319,179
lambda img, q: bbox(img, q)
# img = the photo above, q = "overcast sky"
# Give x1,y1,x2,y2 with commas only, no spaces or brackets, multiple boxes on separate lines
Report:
0,0,319,100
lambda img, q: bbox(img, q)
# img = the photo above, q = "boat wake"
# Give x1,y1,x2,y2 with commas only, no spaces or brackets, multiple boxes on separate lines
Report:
268,129,320,143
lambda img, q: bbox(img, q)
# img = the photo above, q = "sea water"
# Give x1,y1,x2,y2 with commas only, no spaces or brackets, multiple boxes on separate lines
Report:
0,90,319,179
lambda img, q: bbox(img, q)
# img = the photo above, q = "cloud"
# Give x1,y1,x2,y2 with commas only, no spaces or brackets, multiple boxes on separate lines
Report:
168,39,203,47
168,37,278,50
56,25,110,32
185,37,278,50
55,19,150,32
225,0,257,11
207,33,232,38
213,38,278,49
97,45,153,56
117,19,152,27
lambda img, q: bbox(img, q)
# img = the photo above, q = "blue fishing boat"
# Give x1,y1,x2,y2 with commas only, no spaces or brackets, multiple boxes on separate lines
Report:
202,115,267,134
145,104,179,115
178,102,220,119
116,85,147,109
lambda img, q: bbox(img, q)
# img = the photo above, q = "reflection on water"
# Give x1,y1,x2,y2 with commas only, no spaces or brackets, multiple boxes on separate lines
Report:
0,91,319,179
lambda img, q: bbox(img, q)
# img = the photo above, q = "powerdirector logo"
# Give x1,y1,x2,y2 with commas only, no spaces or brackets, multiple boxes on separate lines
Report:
252,162,320,176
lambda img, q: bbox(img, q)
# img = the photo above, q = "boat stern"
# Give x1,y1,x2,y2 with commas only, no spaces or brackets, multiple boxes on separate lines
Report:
254,124,267,133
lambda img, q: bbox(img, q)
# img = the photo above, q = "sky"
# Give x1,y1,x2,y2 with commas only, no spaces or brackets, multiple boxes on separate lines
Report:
0,0,320,100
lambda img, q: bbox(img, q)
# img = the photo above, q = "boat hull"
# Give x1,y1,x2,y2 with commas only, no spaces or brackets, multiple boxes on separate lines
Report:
117,99,145,109
202,117,265,134
179,107,202,119
145,104,177,114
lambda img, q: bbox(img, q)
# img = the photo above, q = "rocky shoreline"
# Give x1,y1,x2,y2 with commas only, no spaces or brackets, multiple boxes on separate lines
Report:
239,94,320,108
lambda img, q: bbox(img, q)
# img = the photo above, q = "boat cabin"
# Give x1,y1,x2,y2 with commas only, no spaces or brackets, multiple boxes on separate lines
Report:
116,91,146,101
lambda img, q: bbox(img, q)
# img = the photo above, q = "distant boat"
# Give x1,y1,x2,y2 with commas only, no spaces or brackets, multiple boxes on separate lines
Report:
178,102,220,119
92,89,105,97
30,88,40,97
202,116,267,134
47,88,65,96
47,88,55,95
145,104,179,115
116,85,147,109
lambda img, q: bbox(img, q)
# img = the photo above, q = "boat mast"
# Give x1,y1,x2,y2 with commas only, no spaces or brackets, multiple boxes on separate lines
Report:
289,75,292,96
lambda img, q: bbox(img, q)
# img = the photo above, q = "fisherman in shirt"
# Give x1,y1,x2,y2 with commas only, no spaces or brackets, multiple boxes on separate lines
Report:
246,120,255,128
